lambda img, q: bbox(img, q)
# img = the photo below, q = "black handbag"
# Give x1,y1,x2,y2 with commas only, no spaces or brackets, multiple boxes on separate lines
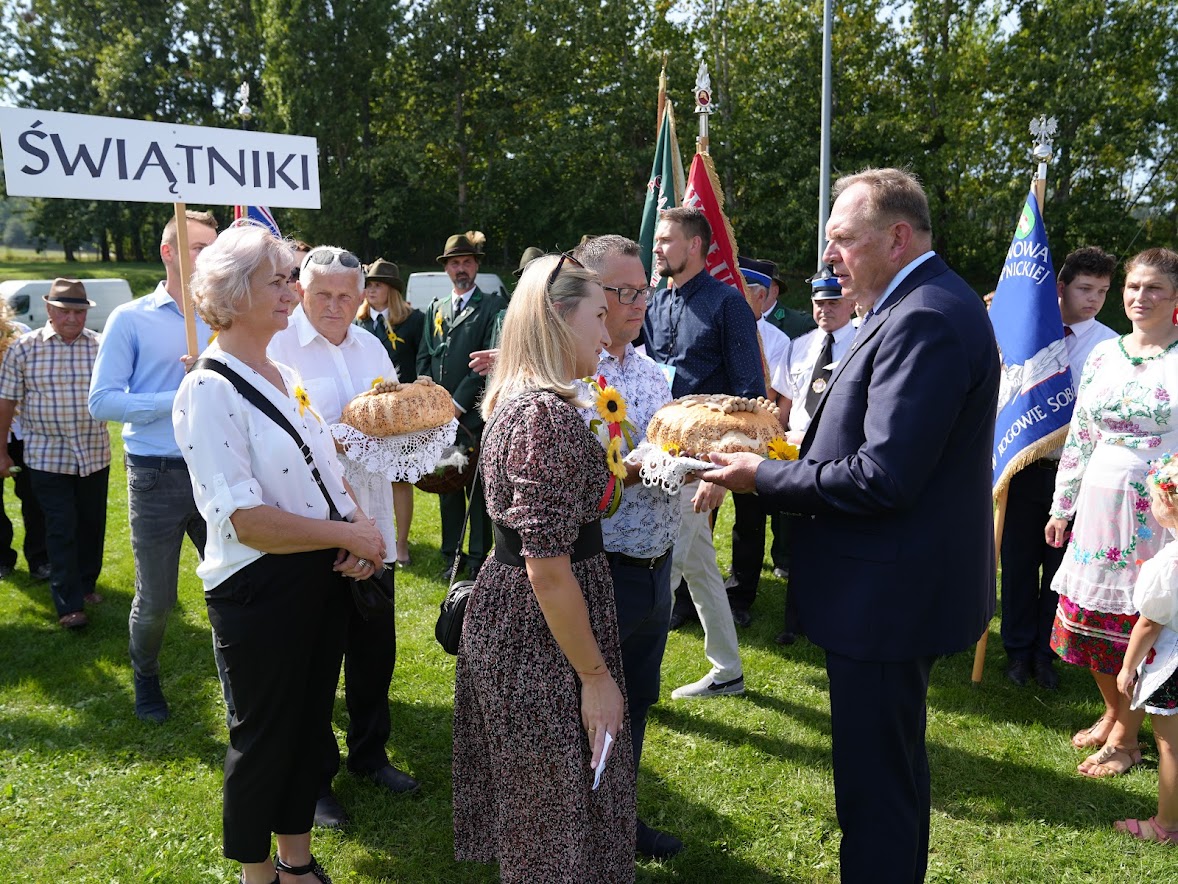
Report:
192,358,396,621
434,455,480,655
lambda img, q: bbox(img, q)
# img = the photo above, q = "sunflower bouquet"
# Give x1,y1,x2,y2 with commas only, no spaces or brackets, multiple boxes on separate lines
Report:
585,375,638,517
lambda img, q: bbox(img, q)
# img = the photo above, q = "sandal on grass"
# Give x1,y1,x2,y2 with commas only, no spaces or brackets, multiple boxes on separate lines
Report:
1079,743,1142,778
275,854,332,883
1071,714,1114,749
1115,816,1178,844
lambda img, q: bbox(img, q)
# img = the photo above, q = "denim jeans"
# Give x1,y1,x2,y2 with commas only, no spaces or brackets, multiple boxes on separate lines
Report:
126,463,206,677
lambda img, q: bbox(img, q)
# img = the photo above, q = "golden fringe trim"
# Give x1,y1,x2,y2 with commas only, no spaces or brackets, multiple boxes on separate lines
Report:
992,425,1069,500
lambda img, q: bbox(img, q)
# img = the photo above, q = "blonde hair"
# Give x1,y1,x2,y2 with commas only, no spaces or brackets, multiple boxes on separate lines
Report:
190,225,295,331
356,282,413,326
481,254,600,418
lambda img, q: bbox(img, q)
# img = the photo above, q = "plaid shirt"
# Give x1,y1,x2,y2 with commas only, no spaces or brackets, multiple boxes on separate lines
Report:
0,324,110,476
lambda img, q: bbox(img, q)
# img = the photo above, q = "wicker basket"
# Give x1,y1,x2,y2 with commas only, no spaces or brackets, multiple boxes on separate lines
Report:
416,423,479,495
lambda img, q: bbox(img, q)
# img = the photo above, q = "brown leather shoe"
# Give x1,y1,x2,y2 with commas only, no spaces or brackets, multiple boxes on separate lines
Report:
84,592,104,605
58,611,88,630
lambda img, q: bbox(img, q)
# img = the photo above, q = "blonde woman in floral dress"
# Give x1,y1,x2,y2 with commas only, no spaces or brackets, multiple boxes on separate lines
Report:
1046,248,1178,777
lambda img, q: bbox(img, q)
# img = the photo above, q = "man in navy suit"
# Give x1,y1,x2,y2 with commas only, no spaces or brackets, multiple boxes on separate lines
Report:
707,168,999,882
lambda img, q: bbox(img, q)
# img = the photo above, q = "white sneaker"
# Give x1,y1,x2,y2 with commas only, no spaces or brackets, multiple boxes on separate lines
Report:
671,673,745,699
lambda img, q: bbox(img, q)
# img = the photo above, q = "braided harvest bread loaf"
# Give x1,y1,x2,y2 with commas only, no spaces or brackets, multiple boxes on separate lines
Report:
340,376,453,436
645,394,784,456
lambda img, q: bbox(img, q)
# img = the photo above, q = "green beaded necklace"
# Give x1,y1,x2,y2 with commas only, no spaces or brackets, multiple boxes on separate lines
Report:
1117,334,1178,366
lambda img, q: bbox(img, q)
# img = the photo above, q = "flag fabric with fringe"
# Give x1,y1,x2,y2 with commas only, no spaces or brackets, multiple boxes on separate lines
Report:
679,152,744,296
232,205,281,237
988,190,1072,496
639,103,684,284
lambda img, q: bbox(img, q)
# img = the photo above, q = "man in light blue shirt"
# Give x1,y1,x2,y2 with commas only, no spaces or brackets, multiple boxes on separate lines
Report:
89,210,218,723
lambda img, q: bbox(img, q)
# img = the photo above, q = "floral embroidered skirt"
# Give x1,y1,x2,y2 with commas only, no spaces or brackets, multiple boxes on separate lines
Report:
1143,664,1178,714
1050,596,1138,674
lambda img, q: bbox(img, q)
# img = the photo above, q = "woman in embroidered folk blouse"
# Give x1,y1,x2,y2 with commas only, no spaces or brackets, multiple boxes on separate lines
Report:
173,224,384,884
1046,248,1178,778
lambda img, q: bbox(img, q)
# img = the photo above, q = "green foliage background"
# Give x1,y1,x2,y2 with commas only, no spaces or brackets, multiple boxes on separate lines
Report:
0,0,1175,285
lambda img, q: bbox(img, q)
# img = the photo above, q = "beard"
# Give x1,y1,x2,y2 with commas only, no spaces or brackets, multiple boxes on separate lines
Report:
655,254,687,280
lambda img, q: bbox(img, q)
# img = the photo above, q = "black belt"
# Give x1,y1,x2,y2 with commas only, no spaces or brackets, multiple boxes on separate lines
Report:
606,549,671,571
493,521,604,568
125,454,189,471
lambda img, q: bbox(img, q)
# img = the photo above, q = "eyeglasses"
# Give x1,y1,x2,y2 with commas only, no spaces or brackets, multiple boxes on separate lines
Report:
603,284,655,305
546,251,584,293
302,246,362,273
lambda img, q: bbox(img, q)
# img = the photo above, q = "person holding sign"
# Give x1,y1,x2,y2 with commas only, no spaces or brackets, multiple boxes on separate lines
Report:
89,209,218,723
1045,248,1178,778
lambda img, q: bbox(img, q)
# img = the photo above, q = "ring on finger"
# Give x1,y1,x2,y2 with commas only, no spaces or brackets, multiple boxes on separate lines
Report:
356,558,368,569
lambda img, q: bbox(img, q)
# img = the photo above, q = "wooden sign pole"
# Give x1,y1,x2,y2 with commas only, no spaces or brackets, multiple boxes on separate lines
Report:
172,202,199,358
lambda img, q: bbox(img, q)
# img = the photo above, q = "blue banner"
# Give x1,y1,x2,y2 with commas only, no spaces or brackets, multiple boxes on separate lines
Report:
988,190,1074,494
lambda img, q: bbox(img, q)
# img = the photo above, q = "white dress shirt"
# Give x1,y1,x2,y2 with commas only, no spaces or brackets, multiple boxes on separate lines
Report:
268,306,399,562
757,317,790,393
775,322,856,431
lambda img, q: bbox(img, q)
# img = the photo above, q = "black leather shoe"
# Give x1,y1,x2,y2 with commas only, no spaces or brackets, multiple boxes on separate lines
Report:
636,819,684,860
668,604,697,631
772,566,789,580
1005,659,1031,687
437,555,463,580
313,793,349,829
465,557,485,580
774,630,796,645
731,608,752,628
366,764,421,795
1033,659,1060,690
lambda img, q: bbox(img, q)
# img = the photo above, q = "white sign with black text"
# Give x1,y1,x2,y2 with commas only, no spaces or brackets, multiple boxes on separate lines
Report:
0,106,320,208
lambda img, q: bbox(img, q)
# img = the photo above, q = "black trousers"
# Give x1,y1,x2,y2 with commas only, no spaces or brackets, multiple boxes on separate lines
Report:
207,549,348,862
827,651,935,884
0,438,47,572
999,463,1064,664
440,471,492,561
609,554,672,770
725,492,765,613
28,466,107,616
319,578,398,792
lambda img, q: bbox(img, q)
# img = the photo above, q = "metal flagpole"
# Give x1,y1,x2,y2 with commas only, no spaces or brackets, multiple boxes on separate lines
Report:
817,0,834,269
695,60,714,155
972,115,1058,685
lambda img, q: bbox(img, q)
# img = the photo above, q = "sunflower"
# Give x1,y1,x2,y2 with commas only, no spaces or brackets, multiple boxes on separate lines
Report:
387,328,406,350
605,436,627,480
434,311,444,336
662,442,682,458
768,438,799,461
370,376,384,389
595,385,627,425
293,384,322,422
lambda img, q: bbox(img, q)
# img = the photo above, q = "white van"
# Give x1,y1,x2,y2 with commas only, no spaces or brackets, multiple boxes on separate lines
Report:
0,278,133,333
405,272,508,312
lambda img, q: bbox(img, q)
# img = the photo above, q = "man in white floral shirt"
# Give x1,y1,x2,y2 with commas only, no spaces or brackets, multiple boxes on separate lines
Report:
573,234,684,860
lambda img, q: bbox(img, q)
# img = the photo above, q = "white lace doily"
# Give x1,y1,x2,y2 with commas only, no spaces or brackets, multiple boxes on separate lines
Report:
630,441,716,495
330,419,459,483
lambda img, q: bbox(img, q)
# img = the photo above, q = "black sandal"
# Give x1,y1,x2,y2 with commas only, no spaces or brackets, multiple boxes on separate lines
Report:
274,854,332,883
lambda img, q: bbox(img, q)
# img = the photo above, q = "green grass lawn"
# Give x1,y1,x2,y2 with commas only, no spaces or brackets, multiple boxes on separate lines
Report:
2,434,1177,882
0,259,162,298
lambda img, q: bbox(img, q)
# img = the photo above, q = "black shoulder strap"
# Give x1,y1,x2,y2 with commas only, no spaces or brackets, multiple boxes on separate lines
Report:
192,357,344,521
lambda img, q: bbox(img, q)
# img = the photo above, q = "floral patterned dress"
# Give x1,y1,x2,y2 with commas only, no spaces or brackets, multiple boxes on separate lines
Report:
452,390,636,883
1049,337,1178,672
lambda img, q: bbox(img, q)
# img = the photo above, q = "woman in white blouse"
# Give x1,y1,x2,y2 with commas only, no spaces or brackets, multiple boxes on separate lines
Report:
173,224,384,884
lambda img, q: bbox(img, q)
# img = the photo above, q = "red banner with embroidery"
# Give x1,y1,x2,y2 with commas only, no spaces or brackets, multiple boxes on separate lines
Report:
681,152,744,296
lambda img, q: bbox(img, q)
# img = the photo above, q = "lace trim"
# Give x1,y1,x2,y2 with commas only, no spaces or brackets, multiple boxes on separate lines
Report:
330,419,459,483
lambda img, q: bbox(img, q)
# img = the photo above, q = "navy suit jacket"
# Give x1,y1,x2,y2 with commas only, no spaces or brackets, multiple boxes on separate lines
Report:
755,255,999,661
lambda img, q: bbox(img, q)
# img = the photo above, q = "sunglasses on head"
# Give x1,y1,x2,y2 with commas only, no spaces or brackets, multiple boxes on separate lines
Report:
546,251,584,293
301,246,362,273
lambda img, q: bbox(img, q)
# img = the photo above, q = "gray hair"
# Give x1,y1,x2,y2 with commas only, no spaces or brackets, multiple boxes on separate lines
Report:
190,225,294,331
833,167,932,234
300,245,365,296
573,234,641,275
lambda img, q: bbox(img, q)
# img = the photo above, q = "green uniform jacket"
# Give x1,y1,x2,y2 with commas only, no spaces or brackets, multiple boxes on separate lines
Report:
764,303,817,340
355,309,425,382
416,286,507,433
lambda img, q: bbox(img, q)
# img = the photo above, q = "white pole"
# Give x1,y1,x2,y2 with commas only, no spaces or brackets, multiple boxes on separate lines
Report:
817,0,834,269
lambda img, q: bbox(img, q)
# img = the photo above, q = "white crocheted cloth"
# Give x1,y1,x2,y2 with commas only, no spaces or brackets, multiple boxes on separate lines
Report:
630,441,716,496
330,419,459,483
